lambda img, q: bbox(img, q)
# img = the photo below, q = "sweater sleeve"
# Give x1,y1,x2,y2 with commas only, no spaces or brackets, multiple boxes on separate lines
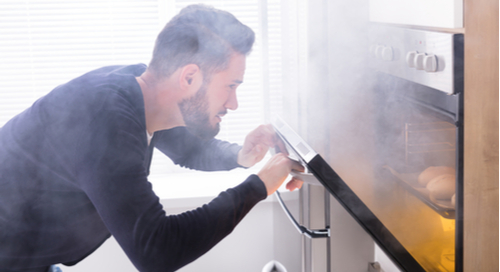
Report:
75,96,267,272
152,127,243,171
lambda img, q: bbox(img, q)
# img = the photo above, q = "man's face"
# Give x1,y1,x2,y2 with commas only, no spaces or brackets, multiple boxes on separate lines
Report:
178,53,246,139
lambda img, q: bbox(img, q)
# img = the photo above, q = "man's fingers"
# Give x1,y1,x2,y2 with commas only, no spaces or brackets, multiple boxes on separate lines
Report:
258,153,307,195
263,126,278,147
273,136,289,156
251,144,268,161
286,178,304,191
249,124,275,146
251,144,263,155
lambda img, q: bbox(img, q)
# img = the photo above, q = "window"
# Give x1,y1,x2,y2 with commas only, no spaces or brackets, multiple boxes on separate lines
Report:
0,0,302,198
0,0,161,126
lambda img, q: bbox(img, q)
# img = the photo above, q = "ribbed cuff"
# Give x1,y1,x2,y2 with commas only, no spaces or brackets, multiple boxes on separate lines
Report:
240,174,268,203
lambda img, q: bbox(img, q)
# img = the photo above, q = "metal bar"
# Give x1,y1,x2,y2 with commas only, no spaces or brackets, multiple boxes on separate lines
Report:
453,31,465,272
275,191,330,239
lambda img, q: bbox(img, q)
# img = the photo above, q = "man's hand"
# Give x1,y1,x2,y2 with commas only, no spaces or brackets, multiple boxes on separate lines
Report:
258,153,305,196
238,124,285,168
285,177,304,192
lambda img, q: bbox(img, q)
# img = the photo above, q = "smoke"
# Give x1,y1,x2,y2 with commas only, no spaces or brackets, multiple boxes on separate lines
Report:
301,0,376,189
301,0,457,185
300,0,458,258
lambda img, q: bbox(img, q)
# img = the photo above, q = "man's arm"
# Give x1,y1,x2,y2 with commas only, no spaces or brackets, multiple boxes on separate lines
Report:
77,102,303,271
152,127,243,171
153,124,283,171
76,105,269,271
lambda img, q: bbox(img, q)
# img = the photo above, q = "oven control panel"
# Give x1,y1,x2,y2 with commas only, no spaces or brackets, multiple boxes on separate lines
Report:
369,26,463,95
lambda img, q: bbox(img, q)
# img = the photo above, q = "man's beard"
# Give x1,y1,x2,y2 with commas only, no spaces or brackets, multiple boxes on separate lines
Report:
178,84,221,140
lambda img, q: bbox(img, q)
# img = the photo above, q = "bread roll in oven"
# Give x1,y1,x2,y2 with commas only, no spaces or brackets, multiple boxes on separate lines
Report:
418,166,455,187
426,174,456,200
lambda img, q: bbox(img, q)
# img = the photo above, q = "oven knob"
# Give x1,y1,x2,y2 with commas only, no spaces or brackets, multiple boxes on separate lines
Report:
424,54,438,72
382,46,394,61
414,53,427,70
375,45,384,59
406,51,417,68
381,46,394,61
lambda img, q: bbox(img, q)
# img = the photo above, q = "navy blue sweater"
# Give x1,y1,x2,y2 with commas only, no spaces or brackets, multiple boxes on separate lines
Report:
0,65,267,271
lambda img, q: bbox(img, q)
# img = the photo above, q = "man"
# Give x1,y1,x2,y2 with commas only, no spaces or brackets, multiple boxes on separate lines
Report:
0,4,303,272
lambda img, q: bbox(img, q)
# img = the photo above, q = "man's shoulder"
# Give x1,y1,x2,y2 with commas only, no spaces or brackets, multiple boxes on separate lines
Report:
87,64,147,78
39,64,147,125
74,64,147,86
59,64,147,106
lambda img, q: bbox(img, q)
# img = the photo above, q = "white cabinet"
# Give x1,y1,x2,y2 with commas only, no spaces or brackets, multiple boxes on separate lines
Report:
369,0,463,28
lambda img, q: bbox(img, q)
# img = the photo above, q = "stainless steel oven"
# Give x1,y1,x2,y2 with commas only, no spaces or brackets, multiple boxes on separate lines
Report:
274,26,464,272
369,26,464,272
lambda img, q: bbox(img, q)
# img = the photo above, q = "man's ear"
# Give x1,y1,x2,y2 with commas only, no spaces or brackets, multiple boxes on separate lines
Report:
179,64,202,94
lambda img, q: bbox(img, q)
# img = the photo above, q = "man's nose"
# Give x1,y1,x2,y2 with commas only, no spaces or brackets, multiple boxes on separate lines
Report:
225,90,238,111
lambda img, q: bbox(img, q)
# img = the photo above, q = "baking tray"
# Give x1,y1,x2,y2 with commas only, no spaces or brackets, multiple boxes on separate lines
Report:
383,165,455,219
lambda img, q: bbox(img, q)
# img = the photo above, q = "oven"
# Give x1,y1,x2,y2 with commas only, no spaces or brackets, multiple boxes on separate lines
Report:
368,26,464,271
273,26,463,272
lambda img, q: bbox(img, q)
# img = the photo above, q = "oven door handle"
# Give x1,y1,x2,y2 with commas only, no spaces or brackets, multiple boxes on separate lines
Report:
275,191,330,239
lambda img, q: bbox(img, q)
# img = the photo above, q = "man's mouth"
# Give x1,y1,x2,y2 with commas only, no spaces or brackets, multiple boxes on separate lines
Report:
216,110,227,122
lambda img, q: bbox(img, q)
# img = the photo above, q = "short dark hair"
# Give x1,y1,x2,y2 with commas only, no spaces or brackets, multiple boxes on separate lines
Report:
148,4,255,79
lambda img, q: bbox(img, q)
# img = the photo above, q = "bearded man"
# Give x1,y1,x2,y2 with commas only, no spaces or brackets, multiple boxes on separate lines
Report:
0,4,304,272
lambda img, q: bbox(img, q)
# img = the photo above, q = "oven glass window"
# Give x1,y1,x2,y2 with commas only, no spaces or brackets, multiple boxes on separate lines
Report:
370,76,457,271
